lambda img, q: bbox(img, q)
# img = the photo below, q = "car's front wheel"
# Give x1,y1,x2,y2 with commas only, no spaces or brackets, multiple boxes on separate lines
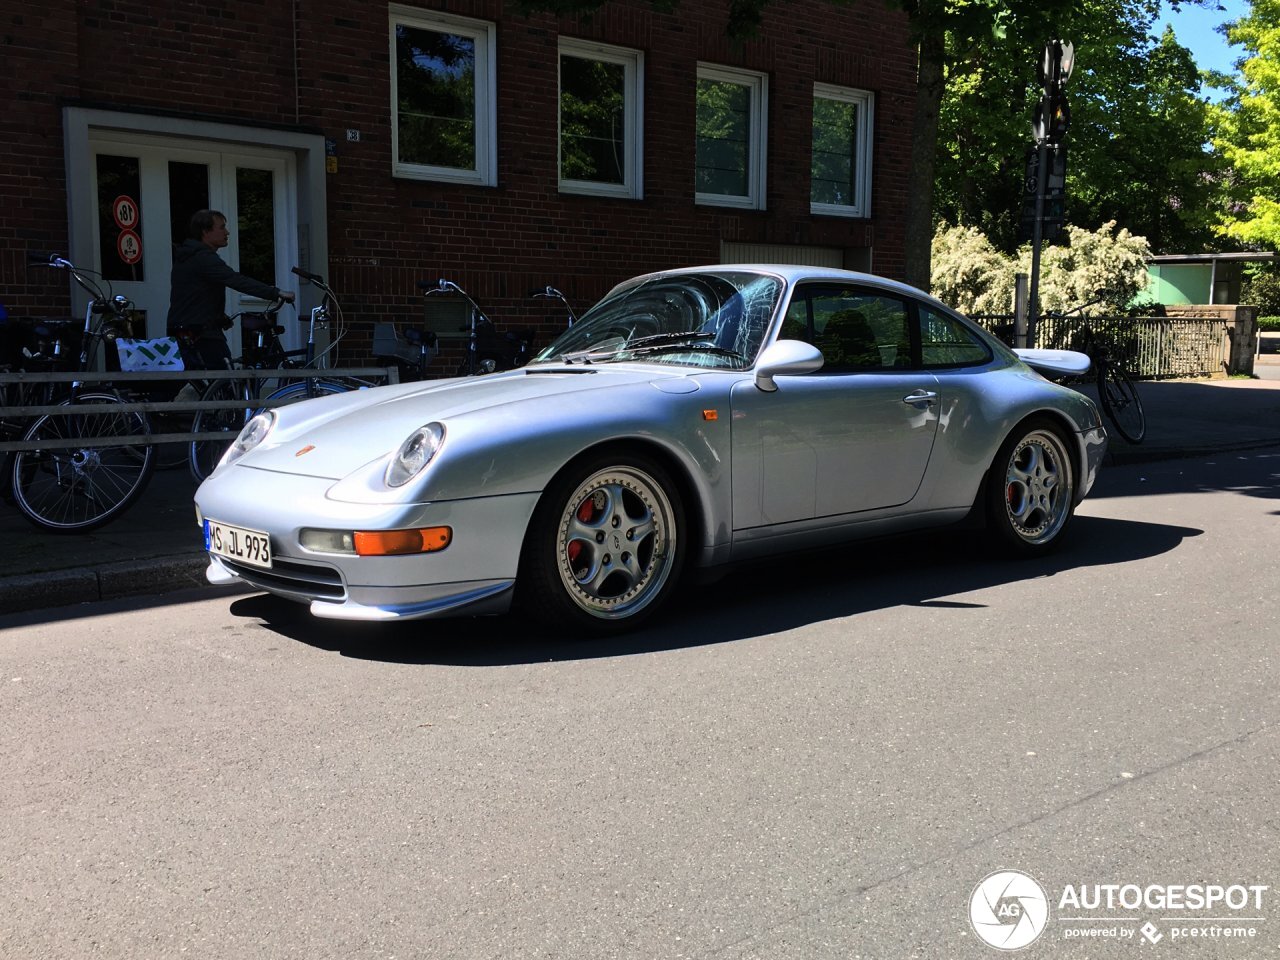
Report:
518,453,686,634
985,418,1076,556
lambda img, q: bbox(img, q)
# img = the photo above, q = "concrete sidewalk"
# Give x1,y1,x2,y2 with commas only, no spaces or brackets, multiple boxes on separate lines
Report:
3,372,1280,617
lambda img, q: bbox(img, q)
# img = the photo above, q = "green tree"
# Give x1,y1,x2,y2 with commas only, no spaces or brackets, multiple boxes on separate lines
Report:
1212,0,1280,248
937,6,1221,254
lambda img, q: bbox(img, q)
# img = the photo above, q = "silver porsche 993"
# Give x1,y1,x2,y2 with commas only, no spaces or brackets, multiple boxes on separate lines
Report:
194,265,1107,634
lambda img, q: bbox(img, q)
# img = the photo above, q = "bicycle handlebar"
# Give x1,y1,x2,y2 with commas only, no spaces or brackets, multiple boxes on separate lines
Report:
291,265,324,283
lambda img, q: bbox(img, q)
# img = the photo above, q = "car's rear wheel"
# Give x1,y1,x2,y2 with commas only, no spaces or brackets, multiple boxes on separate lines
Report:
985,418,1076,555
518,453,685,634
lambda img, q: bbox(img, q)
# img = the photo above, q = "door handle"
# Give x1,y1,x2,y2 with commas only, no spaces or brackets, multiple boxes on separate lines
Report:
903,390,938,406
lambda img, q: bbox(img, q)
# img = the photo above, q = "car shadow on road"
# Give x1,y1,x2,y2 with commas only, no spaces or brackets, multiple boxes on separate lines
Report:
233,512,1201,666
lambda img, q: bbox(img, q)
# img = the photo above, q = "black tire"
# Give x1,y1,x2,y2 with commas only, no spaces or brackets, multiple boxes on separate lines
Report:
517,452,686,635
11,392,155,533
189,379,251,482
1098,362,1146,444
984,417,1077,556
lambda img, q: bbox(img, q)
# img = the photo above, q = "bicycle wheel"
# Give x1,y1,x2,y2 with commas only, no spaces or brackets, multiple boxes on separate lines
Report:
256,378,352,412
11,392,156,532
1098,362,1146,444
190,379,252,482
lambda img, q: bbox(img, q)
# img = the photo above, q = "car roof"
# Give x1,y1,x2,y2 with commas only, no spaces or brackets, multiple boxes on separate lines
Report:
622,263,955,313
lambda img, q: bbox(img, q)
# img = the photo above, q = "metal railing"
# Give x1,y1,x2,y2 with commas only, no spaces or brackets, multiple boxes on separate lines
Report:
970,314,1233,378
0,366,399,453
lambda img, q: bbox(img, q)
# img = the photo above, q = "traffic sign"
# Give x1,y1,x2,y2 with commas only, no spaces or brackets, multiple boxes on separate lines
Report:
117,229,142,265
112,195,140,231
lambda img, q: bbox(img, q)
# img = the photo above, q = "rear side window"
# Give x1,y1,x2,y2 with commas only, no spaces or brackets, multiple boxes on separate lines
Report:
780,285,912,372
919,305,992,368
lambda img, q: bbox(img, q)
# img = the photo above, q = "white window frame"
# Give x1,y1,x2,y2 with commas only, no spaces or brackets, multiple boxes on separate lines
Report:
558,38,644,200
810,83,874,219
389,5,497,186
695,64,768,210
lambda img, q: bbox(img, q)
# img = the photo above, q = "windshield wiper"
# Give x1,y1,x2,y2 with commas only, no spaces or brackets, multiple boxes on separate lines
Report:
609,342,749,363
622,330,712,349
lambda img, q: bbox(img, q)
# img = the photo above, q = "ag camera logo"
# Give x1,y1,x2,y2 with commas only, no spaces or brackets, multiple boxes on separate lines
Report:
970,870,1050,950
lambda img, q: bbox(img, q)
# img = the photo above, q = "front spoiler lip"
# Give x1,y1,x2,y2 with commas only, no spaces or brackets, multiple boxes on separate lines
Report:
308,581,514,620
204,558,514,620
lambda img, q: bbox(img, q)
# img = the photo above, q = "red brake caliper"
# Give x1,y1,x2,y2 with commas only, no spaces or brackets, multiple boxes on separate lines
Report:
566,495,596,566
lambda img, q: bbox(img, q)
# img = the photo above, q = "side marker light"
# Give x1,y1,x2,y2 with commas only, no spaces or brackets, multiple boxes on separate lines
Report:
354,527,452,556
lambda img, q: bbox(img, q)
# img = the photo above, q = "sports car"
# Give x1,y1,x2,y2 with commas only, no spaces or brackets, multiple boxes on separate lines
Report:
195,265,1107,634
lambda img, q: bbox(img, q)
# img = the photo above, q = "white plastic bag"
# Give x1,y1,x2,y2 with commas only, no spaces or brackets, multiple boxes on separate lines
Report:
116,337,185,371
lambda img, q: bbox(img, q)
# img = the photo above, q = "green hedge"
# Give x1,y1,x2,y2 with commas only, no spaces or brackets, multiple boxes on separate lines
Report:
1258,316,1280,332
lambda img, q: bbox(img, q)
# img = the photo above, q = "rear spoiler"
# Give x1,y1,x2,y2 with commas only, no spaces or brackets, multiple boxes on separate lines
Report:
1014,348,1091,378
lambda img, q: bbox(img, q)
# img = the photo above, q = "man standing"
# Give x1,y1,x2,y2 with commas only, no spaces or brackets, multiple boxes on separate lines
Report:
166,209,294,369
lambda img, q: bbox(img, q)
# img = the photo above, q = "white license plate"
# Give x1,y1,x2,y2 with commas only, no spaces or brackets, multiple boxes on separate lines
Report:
205,519,273,569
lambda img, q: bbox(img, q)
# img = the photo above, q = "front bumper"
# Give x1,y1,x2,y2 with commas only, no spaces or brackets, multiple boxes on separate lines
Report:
196,466,539,621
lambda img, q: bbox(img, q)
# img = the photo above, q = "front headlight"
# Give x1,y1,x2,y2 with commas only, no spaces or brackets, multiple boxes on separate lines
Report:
220,411,276,468
386,422,445,487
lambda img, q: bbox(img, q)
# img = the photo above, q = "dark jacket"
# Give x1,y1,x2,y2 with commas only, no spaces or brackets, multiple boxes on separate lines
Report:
166,239,282,340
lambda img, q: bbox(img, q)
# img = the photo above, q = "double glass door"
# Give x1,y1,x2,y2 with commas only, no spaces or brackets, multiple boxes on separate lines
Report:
88,133,297,355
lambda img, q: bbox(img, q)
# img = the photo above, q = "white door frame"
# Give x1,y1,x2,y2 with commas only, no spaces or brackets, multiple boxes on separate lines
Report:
64,107,327,359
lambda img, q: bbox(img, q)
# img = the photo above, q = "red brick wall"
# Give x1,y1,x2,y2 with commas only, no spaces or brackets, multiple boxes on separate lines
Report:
0,0,916,359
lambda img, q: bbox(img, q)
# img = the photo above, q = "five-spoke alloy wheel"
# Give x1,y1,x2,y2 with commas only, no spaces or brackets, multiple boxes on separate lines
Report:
985,418,1076,555
519,453,685,634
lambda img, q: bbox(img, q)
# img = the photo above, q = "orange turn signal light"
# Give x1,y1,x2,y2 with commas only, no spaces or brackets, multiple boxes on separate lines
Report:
354,527,452,556
702,409,718,421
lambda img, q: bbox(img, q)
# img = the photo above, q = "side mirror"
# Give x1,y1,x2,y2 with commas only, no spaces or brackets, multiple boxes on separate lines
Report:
754,339,824,392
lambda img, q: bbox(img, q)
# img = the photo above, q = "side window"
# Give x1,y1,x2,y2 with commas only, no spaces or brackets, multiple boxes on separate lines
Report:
810,84,874,218
782,285,912,372
389,6,496,186
919,305,992,367
559,39,644,199
695,64,768,210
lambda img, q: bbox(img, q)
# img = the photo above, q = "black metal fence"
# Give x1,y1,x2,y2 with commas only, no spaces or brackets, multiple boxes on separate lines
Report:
969,314,1232,378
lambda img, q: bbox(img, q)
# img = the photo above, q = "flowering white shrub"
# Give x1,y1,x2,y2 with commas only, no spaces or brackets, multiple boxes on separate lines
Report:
1019,221,1150,313
930,220,1151,315
929,224,1018,314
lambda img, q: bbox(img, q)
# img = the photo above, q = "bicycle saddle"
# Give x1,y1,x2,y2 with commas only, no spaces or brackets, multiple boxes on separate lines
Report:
402,328,437,348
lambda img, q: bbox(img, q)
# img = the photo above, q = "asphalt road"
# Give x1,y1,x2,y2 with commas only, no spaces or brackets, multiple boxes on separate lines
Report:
2,448,1278,959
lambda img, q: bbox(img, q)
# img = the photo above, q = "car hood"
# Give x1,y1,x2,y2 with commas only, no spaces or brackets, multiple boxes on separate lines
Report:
241,365,691,479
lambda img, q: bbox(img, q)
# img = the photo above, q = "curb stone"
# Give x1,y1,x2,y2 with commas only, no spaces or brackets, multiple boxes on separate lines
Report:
0,554,218,617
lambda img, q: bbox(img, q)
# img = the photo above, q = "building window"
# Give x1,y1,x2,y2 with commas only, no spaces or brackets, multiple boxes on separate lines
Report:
559,39,644,199
810,83,873,218
695,65,767,210
389,6,496,185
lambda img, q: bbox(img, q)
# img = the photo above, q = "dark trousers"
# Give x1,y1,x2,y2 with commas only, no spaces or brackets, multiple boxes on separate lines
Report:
178,336,232,371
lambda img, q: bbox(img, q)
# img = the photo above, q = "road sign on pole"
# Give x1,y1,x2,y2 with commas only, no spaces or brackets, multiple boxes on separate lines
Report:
1026,39,1074,346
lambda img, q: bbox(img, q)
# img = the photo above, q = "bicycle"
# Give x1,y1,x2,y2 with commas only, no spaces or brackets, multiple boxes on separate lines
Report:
3,256,156,532
188,268,365,481
1041,292,1147,444
417,278,538,376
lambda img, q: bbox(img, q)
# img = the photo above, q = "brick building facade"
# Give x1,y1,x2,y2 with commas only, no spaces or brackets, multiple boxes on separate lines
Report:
2,0,917,365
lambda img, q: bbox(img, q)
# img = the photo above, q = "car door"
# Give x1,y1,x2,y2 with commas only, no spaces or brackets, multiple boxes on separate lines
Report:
730,283,941,529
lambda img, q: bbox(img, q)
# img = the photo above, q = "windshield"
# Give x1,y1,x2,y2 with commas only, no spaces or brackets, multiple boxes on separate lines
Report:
531,270,783,369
